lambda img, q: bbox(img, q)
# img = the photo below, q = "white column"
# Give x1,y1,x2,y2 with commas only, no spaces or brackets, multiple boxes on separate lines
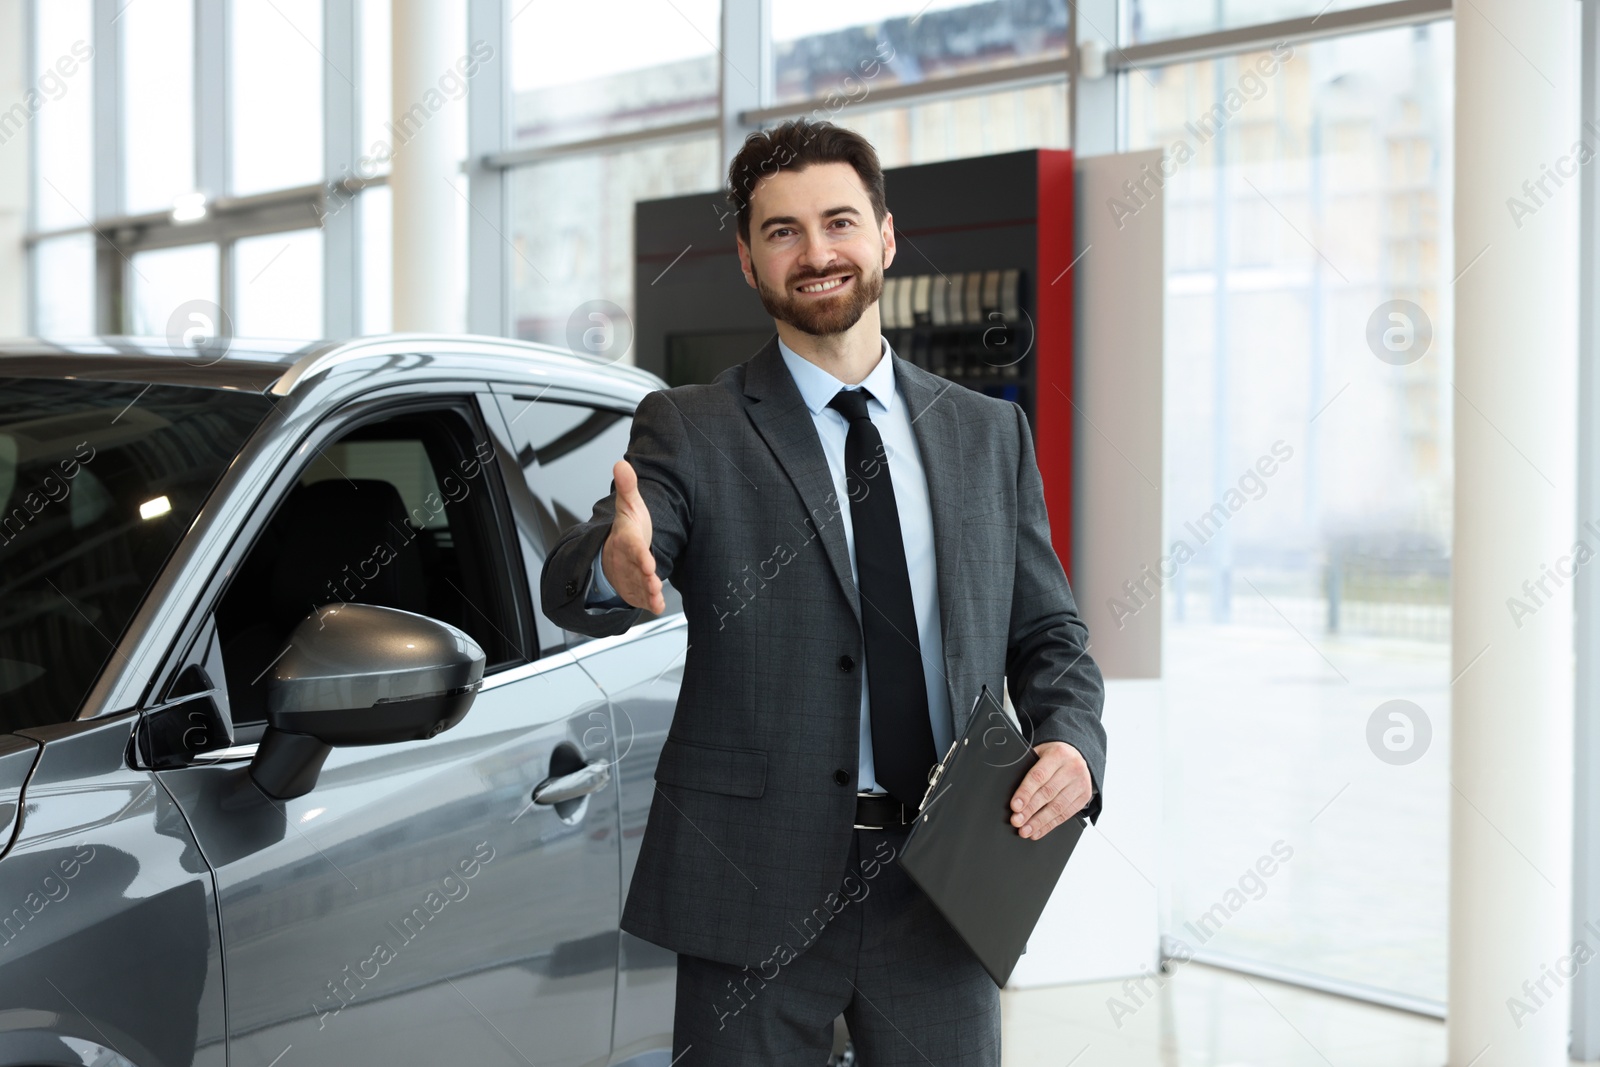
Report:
1450,0,1579,1063
390,0,465,333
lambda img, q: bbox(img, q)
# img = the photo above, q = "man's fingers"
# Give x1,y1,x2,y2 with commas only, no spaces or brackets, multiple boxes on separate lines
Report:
613,458,638,498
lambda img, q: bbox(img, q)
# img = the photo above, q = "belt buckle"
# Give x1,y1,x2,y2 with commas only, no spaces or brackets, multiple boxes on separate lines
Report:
854,789,882,830
854,790,894,830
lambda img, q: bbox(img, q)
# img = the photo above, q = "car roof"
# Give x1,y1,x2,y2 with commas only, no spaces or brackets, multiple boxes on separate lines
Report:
0,334,666,398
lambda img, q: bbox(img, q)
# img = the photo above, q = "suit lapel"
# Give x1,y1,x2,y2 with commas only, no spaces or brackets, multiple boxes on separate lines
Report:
742,335,862,626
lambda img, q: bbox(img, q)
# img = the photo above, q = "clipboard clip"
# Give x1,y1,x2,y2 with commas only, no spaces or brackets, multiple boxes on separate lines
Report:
918,685,992,813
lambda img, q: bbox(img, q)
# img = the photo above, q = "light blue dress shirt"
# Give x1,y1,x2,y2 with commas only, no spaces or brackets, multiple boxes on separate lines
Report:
585,335,953,796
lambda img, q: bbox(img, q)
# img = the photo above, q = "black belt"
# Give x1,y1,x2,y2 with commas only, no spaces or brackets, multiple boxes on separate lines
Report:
854,791,916,830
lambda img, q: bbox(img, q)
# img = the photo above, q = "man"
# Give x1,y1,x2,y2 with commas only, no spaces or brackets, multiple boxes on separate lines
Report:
540,118,1105,1065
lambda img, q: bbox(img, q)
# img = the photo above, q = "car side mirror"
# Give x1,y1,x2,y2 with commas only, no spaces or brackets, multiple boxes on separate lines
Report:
249,603,486,799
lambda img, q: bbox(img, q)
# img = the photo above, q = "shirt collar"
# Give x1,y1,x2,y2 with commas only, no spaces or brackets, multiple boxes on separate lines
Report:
776,334,898,417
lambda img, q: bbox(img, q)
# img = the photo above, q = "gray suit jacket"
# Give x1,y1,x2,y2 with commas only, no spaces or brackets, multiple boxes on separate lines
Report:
540,335,1106,969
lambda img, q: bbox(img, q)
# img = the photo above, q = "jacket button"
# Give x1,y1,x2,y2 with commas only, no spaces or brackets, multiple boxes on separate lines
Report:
564,579,579,598
838,655,854,672
833,769,850,786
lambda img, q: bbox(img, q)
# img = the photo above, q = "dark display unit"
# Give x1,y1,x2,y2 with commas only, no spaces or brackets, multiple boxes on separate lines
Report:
633,148,1076,573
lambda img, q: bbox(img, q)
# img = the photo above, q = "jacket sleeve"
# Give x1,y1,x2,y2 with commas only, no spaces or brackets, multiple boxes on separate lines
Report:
1004,401,1108,823
539,388,695,638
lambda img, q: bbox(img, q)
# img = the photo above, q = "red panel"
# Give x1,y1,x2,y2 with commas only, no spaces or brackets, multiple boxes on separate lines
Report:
1034,149,1075,580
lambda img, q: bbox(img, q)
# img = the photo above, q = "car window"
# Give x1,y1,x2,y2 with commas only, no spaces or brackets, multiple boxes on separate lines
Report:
0,378,274,731
497,395,684,637
213,406,528,727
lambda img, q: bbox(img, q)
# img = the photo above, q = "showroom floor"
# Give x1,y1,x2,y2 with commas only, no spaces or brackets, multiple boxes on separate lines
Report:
1000,962,1448,1066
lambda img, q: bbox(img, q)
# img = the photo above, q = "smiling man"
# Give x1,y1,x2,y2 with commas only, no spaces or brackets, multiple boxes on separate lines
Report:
540,118,1105,1065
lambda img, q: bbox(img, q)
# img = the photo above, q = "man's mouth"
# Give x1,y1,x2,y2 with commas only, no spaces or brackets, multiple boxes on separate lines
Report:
796,275,852,296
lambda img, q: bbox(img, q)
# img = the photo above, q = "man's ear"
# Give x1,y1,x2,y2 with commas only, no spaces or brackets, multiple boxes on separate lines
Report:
736,236,757,289
880,211,896,272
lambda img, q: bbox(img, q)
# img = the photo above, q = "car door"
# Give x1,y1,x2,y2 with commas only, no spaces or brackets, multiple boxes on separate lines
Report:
152,392,621,1067
490,388,689,1062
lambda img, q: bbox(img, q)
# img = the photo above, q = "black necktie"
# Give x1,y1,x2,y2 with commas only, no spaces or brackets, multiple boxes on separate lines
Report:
826,387,938,811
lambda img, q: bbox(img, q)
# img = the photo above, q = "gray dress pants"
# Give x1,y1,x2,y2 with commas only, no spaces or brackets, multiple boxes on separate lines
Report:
671,822,1002,1065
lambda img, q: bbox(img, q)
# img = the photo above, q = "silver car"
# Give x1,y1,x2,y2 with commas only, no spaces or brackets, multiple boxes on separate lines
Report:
0,335,690,1067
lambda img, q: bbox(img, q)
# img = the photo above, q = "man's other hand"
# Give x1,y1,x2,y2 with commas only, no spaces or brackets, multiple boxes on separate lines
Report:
1009,741,1092,840
602,459,665,614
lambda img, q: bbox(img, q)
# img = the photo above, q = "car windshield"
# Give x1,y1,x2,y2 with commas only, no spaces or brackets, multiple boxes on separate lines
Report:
0,378,275,731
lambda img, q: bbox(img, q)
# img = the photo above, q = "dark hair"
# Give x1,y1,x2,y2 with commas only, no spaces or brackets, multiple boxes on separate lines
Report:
725,118,887,248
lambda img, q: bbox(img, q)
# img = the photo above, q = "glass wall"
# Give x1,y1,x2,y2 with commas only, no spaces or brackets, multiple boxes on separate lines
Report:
129,244,220,338
234,229,325,339
31,235,94,335
230,0,324,196
507,0,719,150
122,0,195,216
29,0,93,232
829,82,1068,168
507,136,721,348
1128,0,1379,43
772,0,1067,104
1127,21,1454,1001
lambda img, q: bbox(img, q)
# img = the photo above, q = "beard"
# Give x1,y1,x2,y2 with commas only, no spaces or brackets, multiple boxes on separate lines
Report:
750,254,885,338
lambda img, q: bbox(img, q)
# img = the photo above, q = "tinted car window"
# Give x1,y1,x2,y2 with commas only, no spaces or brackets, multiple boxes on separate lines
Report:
0,379,274,730
498,395,684,628
214,407,528,726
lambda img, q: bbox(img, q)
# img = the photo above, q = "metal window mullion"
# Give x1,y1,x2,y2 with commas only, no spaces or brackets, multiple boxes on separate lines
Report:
1072,0,1119,156
740,54,1071,130
721,0,766,168
1110,0,1452,71
196,0,225,200
466,0,507,336
1573,0,1600,1056
196,0,227,333
23,0,38,334
324,0,359,338
92,0,124,331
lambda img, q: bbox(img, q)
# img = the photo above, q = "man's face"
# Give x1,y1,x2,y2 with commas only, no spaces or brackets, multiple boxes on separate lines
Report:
737,161,895,338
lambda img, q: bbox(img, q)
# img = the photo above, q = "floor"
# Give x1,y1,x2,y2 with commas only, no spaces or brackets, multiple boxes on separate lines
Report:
1000,962,1446,1066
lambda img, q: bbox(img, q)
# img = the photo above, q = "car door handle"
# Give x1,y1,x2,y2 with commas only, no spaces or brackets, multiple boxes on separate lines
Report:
533,759,612,805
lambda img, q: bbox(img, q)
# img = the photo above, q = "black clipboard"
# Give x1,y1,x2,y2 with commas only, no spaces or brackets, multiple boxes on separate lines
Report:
897,685,1089,987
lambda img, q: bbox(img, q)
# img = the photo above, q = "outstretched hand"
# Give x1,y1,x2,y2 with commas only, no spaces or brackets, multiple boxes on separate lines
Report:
601,459,665,614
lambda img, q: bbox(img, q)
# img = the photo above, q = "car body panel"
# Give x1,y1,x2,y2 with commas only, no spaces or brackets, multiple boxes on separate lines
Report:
0,713,226,1067
158,656,622,1066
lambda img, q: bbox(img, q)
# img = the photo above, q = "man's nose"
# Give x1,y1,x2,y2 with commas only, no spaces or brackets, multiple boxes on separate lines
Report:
796,234,841,274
